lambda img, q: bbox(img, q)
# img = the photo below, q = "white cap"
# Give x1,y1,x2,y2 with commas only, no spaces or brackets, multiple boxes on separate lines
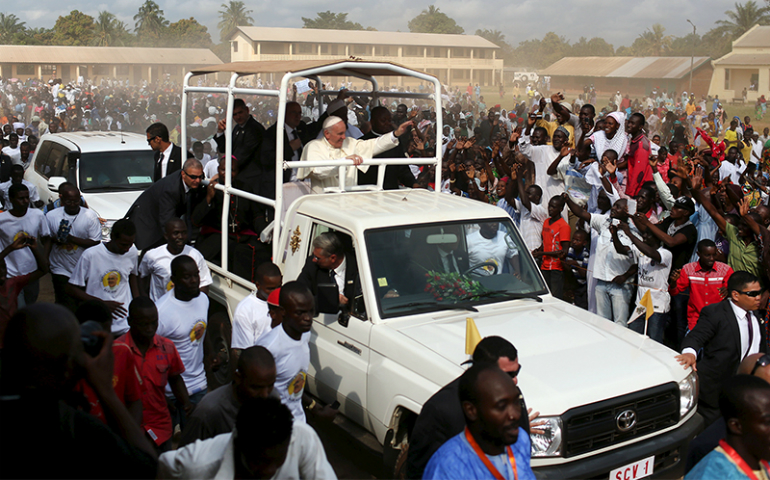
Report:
322,116,344,130
13,122,24,129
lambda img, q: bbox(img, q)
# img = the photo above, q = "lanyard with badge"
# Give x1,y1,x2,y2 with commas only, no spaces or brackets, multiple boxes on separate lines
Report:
719,440,770,480
464,427,518,480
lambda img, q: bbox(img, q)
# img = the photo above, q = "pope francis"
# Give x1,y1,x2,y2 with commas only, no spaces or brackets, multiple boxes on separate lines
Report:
298,116,414,193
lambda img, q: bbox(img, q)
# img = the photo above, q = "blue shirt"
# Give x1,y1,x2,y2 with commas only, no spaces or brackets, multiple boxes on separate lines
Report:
424,428,535,480
685,446,769,480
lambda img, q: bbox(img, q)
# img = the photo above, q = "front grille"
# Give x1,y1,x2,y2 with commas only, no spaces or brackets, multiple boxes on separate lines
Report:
562,382,679,458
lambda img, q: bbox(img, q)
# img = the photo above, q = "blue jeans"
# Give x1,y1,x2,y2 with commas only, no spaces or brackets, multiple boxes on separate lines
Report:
595,280,634,326
629,312,667,344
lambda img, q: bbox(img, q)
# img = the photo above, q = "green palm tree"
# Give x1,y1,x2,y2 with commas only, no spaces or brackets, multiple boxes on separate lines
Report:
475,29,506,46
0,13,26,43
636,23,673,56
217,1,253,42
92,11,124,46
715,1,770,39
133,0,168,36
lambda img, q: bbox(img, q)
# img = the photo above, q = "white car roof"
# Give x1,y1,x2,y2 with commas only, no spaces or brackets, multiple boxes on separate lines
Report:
40,132,150,153
293,189,510,231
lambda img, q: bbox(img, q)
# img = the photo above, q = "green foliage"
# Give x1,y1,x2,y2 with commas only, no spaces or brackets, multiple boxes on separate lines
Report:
408,5,464,34
133,0,169,43
91,11,130,47
301,11,372,30
52,10,95,46
714,1,770,38
218,1,253,42
166,18,212,48
0,13,26,43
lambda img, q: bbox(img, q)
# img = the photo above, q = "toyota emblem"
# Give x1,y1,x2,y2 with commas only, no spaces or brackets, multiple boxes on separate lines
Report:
616,409,637,432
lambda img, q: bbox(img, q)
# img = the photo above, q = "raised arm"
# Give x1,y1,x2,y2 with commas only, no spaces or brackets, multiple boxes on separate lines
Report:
609,224,631,255
618,221,662,262
688,168,727,233
561,191,591,223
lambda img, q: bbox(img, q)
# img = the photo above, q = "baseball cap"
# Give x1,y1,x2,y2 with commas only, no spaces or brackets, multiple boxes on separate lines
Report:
267,288,281,307
673,196,695,214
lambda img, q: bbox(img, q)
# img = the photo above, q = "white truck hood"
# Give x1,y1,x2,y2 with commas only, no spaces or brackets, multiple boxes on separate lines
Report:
393,297,687,416
84,191,141,221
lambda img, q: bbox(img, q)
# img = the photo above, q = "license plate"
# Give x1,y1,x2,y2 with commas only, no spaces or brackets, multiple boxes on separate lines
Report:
609,456,654,480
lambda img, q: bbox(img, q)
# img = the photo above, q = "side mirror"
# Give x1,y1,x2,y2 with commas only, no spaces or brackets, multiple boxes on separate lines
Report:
47,176,67,192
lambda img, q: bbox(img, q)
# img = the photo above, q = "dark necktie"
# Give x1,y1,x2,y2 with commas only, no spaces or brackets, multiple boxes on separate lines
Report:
745,312,755,359
448,252,458,273
329,269,338,292
292,129,302,158
154,152,164,180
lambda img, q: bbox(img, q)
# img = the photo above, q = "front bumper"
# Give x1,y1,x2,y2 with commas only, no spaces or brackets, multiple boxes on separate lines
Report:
534,413,704,480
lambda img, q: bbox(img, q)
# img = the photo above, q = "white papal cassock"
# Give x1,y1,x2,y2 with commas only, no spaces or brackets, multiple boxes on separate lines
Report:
298,131,400,194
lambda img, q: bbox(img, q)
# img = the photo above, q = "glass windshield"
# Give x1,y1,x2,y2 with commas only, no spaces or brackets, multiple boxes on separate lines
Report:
365,219,547,318
78,151,155,192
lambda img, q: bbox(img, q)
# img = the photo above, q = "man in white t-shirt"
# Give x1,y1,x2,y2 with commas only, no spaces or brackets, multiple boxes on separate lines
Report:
466,222,518,276
139,218,212,302
156,255,210,429
512,167,548,252
231,262,282,359
257,281,336,423
43,183,101,311
158,397,336,479
0,182,48,305
1,165,41,211
67,219,139,335
611,223,672,344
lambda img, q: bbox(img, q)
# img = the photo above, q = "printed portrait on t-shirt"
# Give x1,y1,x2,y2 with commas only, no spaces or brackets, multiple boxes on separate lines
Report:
166,280,174,292
287,370,307,399
60,243,78,253
12,231,31,243
189,320,206,343
102,271,121,292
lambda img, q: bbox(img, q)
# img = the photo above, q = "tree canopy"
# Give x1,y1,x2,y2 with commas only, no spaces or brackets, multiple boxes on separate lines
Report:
218,1,253,42
301,11,373,30
408,6,464,34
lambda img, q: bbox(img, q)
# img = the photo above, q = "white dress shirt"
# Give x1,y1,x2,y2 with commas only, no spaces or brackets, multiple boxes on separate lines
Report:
160,142,174,178
331,256,346,295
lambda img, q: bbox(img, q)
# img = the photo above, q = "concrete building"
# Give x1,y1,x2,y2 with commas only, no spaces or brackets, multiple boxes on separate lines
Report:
229,26,503,86
541,56,713,97
708,25,770,102
0,45,221,83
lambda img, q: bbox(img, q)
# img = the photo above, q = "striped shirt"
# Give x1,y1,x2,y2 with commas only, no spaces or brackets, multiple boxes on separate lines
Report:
671,261,734,330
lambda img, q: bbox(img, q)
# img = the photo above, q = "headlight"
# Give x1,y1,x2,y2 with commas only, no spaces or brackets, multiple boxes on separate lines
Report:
530,416,563,457
100,219,115,242
679,371,698,418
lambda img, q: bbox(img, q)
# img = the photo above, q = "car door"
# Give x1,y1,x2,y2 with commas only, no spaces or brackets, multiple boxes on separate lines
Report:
305,221,372,427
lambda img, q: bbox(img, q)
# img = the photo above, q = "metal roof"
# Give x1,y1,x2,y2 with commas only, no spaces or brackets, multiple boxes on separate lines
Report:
733,25,770,48
714,53,770,66
0,45,221,65
541,56,711,79
236,26,499,49
293,189,508,231
191,59,437,78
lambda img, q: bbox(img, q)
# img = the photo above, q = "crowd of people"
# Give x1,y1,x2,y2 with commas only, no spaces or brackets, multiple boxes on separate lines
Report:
2,69,770,479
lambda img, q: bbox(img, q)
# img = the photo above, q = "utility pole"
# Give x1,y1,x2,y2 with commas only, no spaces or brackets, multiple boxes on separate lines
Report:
687,19,696,95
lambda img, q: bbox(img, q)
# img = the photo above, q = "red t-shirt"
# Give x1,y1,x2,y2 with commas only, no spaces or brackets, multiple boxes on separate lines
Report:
74,343,143,424
541,217,570,271
625,135,653,197
0,273,32,348
115,332,185,445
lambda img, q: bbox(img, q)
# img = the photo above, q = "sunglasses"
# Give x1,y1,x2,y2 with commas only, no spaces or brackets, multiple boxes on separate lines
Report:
183,171,205,180
737,289,764,297
146,136,158,144
751,354,770,375
506,365,522,380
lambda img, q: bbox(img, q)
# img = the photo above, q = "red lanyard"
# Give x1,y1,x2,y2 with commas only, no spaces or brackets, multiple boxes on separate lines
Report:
719,440,770,480
464,427,518,480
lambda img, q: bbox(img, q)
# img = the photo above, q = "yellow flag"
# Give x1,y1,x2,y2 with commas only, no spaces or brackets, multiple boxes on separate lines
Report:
640,289,654,321
465,317,482,355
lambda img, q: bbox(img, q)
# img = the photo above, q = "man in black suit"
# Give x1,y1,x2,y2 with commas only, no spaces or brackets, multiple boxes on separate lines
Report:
147,122,185,182
125,158,206,250
259,101,322,199
297,232,360,317
357,106,418,190
677,270,767,426
214,98,265,183
411,225,470,275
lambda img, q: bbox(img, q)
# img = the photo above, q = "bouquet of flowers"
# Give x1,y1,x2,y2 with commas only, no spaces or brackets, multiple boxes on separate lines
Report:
424,271,487,302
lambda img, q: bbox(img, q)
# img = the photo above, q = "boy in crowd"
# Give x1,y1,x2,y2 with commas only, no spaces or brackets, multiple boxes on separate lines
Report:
67,219,139,335
535,196,570,299
231,262,283,361
510,163,547,253
563,229,590,309
610,223,672,343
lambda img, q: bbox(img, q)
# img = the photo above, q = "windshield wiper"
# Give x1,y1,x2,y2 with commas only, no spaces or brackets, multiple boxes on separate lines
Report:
461,290,543,303
388,301,479,313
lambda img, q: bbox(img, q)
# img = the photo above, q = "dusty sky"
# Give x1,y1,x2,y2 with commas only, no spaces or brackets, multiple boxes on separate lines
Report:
16,0,731,48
